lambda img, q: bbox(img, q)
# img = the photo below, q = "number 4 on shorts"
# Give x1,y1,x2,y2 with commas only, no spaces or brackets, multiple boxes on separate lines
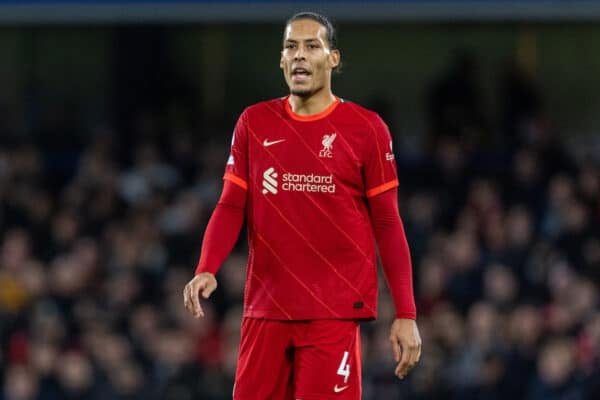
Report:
337,351,350,383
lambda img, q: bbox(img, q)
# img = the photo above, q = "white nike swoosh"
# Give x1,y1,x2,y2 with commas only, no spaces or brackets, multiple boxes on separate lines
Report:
334,385,349,393
263,139,285,147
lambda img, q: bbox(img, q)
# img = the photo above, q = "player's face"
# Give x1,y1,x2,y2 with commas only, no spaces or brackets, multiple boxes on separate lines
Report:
280,19,340,98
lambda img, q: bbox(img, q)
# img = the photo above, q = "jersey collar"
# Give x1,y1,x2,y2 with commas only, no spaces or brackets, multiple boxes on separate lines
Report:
284,95,340,122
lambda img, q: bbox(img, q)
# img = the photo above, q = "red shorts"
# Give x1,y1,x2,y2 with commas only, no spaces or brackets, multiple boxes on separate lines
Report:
233,318,362,400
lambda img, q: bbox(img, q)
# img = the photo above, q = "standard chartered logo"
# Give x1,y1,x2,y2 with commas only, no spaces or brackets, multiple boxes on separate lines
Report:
261,167,336,195
262,167,278,194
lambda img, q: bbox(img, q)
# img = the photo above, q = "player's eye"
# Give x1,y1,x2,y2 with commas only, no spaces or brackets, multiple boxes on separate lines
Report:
285,43,296,49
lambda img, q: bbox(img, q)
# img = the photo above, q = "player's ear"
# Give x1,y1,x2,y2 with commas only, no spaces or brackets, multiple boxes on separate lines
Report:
329,49,340,70
280,51,285,69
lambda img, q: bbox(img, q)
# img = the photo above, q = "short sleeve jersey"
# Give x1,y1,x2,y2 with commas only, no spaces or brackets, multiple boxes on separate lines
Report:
224,96,398,320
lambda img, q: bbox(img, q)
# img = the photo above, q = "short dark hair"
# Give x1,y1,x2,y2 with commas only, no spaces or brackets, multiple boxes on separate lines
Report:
286,11,338,50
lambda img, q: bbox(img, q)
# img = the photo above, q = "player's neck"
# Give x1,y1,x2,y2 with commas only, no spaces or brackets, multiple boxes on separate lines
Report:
288,89,337,116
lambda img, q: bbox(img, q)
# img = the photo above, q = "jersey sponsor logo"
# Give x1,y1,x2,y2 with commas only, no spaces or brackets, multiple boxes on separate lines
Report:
319,133,336,158
386,140,395,161
334,385,349,393
262,167,278,194
263,138,286,147
261,168,336,195
227,131,236,165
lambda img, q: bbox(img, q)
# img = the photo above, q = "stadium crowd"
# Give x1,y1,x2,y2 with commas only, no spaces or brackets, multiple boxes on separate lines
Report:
0,53,599,400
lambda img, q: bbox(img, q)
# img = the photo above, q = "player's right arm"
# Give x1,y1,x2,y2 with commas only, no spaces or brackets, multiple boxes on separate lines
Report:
183,180,247,318
184,110,250,318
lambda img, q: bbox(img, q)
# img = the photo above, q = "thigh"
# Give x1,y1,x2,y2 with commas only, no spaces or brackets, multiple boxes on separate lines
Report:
234,318,295,400
293,320,361,400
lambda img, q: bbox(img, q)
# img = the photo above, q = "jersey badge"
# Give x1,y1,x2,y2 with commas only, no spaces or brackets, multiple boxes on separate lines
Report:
319,133,337,158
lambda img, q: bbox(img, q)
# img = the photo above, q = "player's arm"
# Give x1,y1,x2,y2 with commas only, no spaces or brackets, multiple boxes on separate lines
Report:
368,187,422,379
183,180,247,318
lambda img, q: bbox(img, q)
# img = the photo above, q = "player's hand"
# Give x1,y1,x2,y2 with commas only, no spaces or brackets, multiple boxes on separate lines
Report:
183,272,217,318
389,318,422,379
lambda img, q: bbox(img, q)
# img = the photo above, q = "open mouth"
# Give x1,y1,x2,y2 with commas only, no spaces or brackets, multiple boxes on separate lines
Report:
292,68,311,82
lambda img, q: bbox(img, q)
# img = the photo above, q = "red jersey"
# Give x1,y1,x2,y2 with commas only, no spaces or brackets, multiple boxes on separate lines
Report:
224,96,398,320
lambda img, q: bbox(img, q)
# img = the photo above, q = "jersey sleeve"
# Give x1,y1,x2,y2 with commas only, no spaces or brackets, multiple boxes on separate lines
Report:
369,188,417,319
363,113,399,198
223,110,249,190
195,180,247,275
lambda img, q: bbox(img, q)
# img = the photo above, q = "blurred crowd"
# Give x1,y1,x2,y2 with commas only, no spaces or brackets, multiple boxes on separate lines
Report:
0,51,599,400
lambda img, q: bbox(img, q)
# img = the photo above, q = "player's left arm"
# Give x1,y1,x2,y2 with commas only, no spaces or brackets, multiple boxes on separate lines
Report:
368,188,422,379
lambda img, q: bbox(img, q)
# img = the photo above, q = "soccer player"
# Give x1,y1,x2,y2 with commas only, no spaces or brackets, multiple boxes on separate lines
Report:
183,11,421,399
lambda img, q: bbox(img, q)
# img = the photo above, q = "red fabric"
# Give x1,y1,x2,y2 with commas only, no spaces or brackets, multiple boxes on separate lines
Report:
368,188,417,319
221,97,401,320
234,318,361,400
195,181,246,275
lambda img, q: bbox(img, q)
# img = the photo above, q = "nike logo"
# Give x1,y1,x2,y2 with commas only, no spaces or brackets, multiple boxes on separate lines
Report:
263,138,285,147
334,385,349,393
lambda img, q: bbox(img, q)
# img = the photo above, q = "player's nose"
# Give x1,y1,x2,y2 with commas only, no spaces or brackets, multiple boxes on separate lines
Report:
293,46,306,60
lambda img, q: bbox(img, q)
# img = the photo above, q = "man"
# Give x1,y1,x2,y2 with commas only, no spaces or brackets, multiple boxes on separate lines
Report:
184,11,421,400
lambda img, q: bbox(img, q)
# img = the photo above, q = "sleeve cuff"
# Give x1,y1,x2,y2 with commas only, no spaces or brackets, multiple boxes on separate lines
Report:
396,311,417,320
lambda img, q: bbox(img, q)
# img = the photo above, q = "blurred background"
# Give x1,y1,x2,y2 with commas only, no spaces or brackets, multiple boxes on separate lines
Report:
0,1,599,399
